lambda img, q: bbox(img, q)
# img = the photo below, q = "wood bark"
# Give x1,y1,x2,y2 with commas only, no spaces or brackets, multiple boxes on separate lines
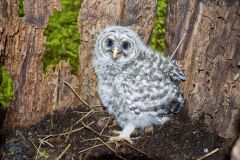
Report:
78,0,157,105
1,0,79,127
165,0,240,139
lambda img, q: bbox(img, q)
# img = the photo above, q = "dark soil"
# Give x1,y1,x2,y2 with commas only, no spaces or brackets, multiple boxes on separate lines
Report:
0,105,233,160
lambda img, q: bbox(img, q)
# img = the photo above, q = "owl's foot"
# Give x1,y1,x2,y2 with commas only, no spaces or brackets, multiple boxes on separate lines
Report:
109,123,135,145
109,136,134,144
112,130,122,135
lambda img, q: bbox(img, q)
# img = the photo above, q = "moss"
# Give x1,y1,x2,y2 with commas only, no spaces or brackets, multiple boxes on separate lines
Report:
42,0,82,74
0,66,14,108
150,0,168,54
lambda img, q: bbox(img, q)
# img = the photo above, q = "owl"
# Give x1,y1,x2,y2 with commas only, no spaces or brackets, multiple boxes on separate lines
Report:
93,26,186,144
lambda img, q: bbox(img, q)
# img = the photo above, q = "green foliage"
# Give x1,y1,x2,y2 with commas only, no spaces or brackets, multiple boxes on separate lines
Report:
0,66,14,108
42,0,81,74
18,0,24,17
151,0,168,53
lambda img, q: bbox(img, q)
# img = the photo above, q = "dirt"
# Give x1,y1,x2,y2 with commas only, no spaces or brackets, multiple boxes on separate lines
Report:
0,105,234,160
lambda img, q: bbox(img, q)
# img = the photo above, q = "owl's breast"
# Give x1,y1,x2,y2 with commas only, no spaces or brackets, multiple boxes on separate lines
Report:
96,68,125,112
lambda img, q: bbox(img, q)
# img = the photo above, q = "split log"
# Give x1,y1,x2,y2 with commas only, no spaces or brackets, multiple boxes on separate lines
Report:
1,0,78,127
165,0,240,139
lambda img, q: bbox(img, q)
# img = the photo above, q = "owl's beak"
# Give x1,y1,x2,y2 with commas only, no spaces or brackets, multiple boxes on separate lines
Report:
112,48,121,59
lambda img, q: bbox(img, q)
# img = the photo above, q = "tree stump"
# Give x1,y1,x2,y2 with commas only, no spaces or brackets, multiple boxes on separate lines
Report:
165,0,240,139
1,0,79,127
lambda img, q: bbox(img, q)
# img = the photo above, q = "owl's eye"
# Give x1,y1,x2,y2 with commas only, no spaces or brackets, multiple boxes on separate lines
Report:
122,41,131,50
106,38,114,48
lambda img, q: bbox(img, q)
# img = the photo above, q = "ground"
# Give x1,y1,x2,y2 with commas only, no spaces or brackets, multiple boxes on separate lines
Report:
0,105,233,160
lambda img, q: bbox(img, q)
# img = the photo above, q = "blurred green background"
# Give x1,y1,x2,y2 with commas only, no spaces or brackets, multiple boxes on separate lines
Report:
0,0,167,108
0,66,14,108
42,0,82,74
151,0,167,53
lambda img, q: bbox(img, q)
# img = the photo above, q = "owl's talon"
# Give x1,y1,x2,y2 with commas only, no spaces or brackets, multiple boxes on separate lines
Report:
112,130,122,135
109,136,134,145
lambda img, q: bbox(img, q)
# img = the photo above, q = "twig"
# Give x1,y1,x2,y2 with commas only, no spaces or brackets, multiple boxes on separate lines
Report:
97,138,126,160
42,134,53,140
93,138,117,154
81,121,111,138
60,124,91,136
62,80,94,110
16,130,31,148
29,139,43,160
100,117,111,135
64,105,71,112
84,141,98,160
35,144,42,160
80,137,112,153
39,138,54,148
195,148,219,160
74,109,94,126
73,111,89,114
79,143,104,154
123,142,151,158
170,32,187,59
79,137,126,160
56,144,71,160
65,126,73,143
38,121,95,138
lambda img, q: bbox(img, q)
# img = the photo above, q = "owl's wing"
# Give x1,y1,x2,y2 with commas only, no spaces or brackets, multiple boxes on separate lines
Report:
159,56,186,81
144,50,186,81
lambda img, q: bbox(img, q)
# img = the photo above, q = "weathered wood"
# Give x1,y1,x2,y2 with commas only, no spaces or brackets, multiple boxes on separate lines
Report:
1,0,78,127
78,0,157,105
165,0,240,139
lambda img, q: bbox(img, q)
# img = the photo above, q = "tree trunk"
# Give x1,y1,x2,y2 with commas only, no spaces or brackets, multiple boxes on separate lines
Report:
165,0,240,139
1,0,79,127
78,0,157,105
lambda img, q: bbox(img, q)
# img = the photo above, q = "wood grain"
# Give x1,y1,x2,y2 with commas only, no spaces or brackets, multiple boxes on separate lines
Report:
1,0,78,127
165,0,240,139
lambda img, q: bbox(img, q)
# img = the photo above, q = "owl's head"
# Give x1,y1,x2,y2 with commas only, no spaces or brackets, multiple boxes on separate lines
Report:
95,26,145,65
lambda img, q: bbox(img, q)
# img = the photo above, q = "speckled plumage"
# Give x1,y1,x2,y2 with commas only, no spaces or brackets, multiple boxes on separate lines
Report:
93,26,186,140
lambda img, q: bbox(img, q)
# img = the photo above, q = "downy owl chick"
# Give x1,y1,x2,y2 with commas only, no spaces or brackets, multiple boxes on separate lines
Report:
93,26,186,143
